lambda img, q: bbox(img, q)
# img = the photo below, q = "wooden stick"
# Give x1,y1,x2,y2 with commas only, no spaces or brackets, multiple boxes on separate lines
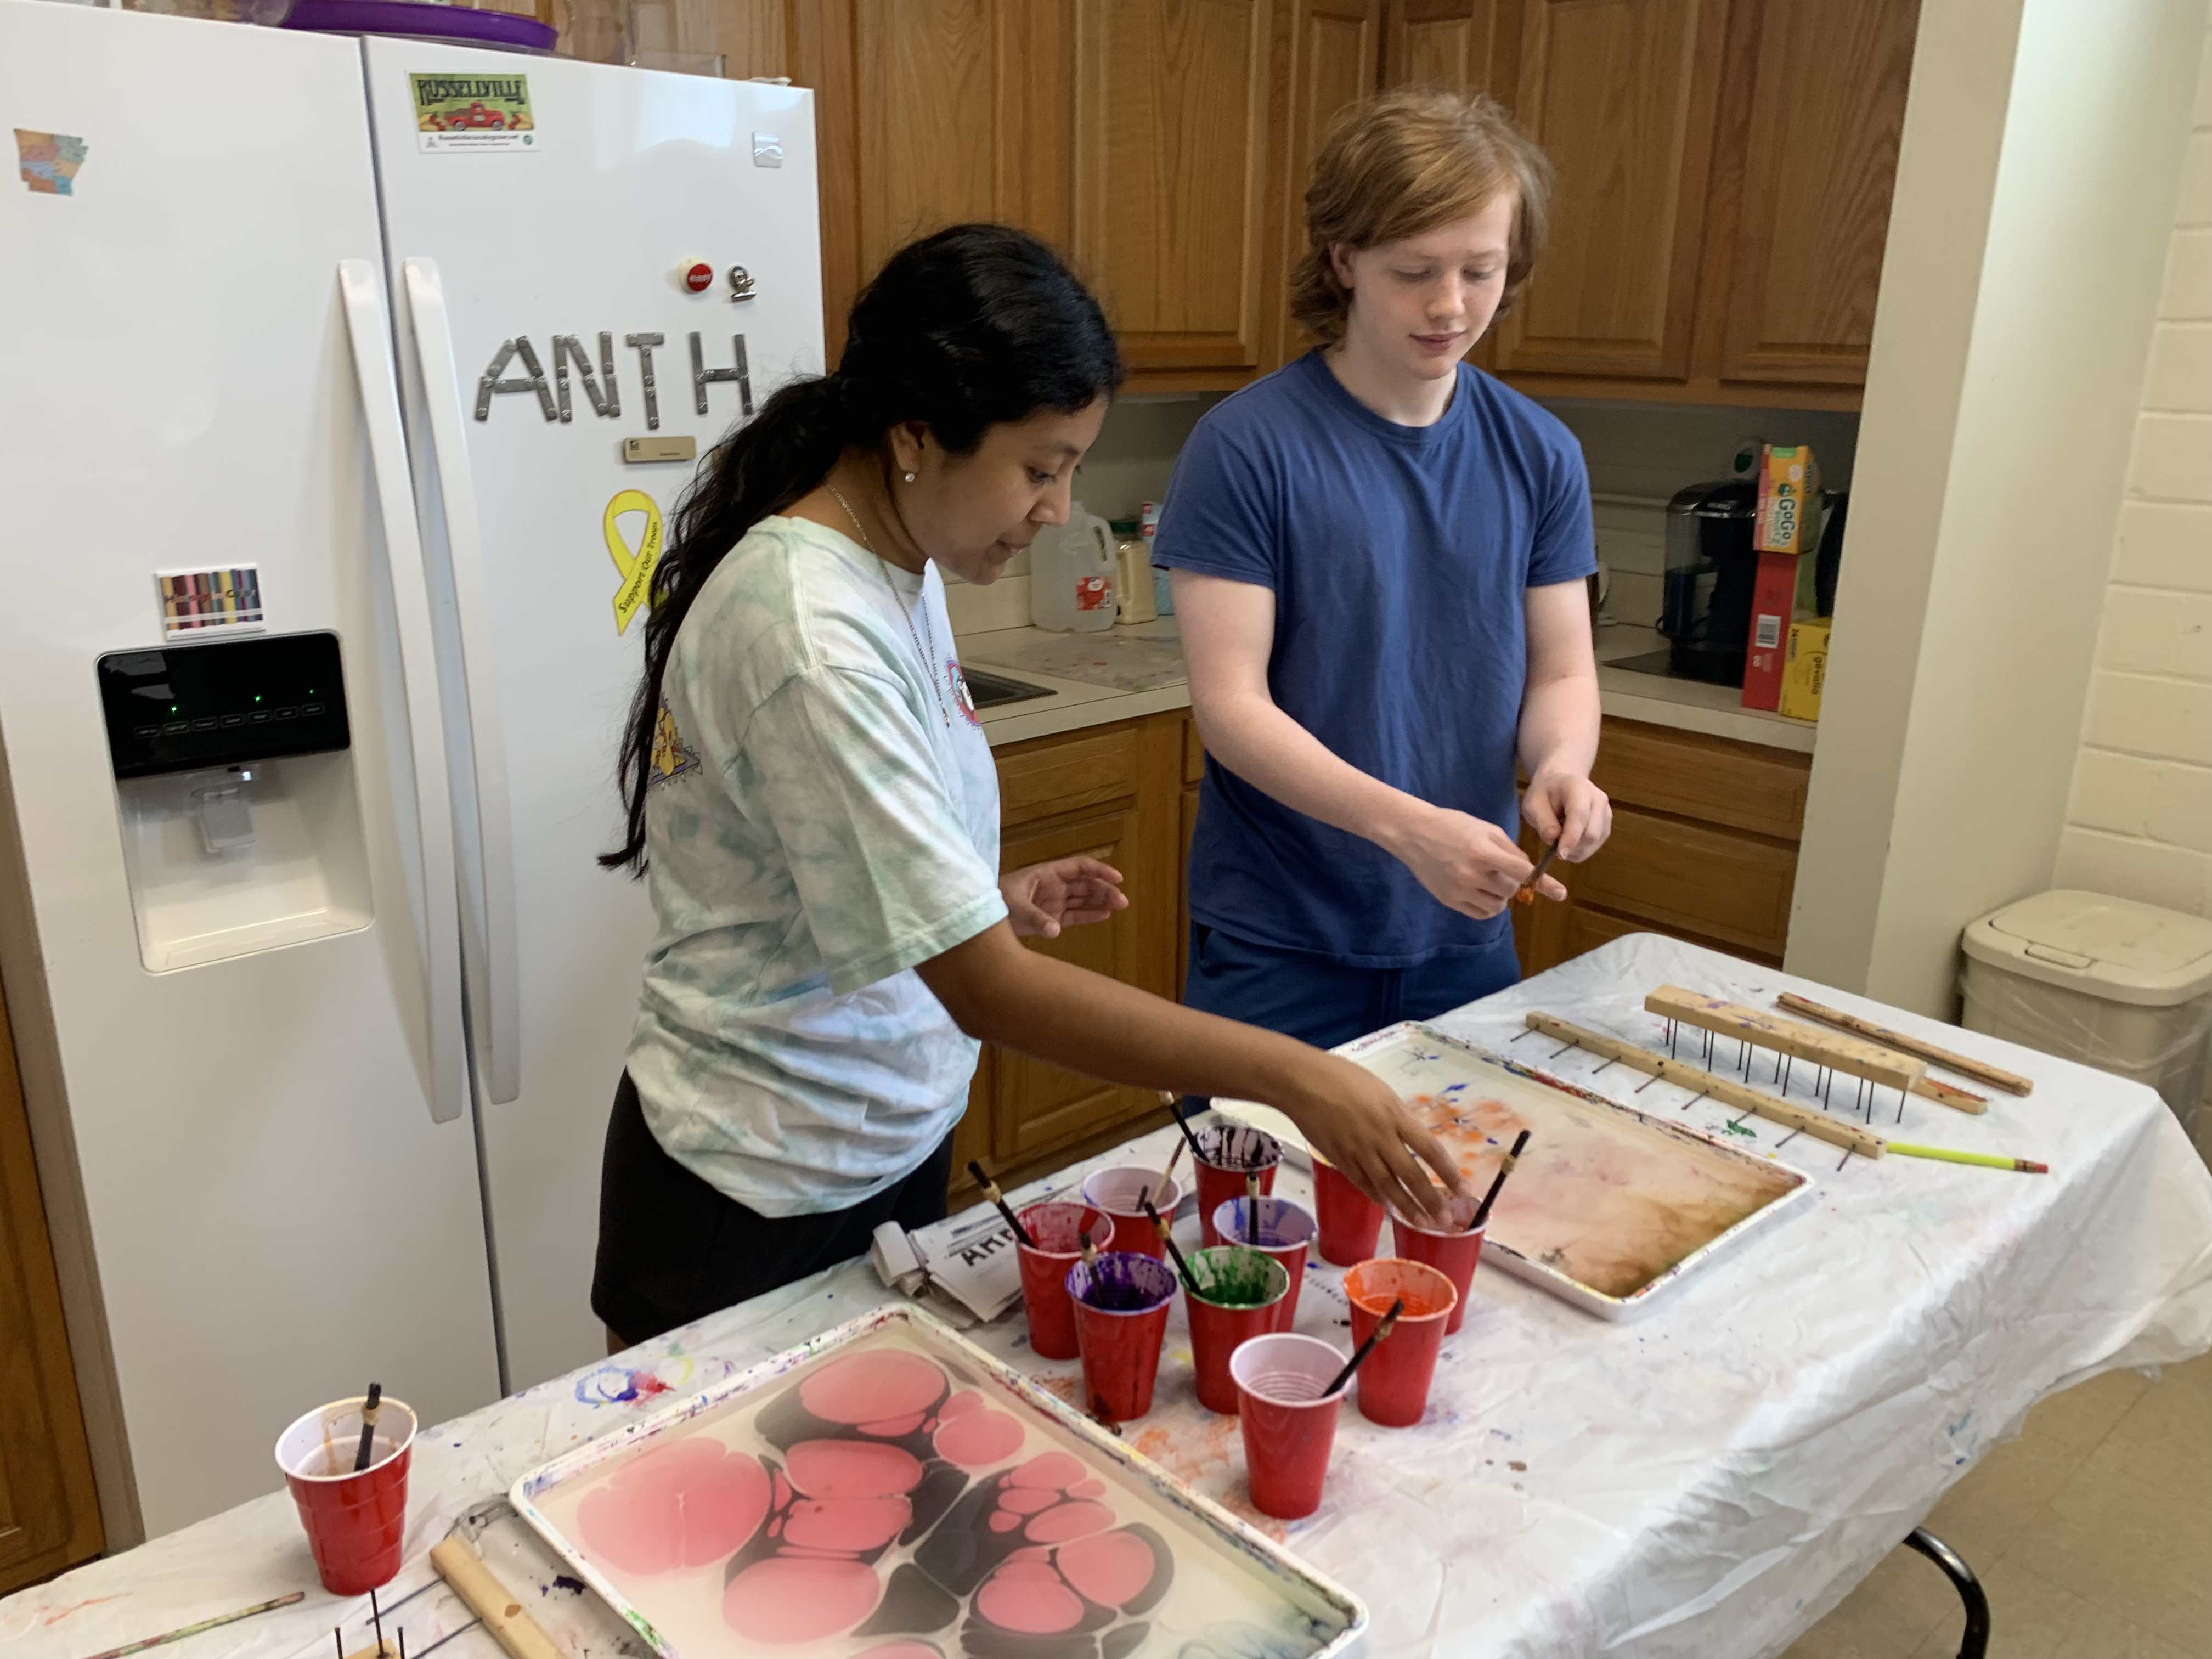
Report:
430,1536,567,1659
1524,1012,1888,1158
77,1592,306,1659
1646,985,1927,1092
1775,992,2034,1096
1913,1075,1989,1115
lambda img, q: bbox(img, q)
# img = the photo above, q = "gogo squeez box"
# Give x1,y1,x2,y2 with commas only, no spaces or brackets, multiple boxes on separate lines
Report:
1743,445,1822,714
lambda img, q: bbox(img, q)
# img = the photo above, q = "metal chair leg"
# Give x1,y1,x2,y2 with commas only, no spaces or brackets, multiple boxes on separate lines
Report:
1905,1527,1991,1659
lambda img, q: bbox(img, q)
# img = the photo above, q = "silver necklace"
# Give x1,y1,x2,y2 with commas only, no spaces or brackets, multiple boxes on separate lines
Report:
827,481,951,727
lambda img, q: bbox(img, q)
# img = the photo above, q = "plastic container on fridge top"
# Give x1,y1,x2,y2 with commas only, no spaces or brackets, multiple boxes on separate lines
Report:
1962,889,2212,1161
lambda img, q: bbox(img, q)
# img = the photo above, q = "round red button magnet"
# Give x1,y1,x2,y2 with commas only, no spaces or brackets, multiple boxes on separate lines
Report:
677,257,714,294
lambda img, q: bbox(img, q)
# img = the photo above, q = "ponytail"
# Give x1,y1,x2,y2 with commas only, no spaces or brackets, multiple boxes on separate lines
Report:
601,223,1122,874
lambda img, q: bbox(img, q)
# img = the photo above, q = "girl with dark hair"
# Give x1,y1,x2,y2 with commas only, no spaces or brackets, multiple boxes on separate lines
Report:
593,224,1460,1347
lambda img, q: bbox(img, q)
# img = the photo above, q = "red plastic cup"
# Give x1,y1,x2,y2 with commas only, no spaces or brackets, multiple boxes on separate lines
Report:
1231,1333,1348,1520
1212,1194,1317,1331
1183,1246,1290,1414
1080,1166,1182,1259
1192,1124,1282,1248
1017,1201,1110,1361
1066,1252,1178,1421
1390,1200,1486,1335
1313,1156,1384,1266
275,1395,417,1594
1344,1258,1455,1427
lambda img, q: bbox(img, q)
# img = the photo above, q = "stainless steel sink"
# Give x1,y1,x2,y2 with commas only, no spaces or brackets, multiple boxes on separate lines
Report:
962,667,1054,709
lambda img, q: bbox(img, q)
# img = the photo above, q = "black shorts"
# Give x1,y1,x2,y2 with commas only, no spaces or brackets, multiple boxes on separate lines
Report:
591,1071,956,1346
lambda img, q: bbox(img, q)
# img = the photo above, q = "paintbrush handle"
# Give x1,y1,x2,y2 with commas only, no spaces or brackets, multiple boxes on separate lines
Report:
1144,1199,1201,1296
1469,1130,1531,1230
1164,1091,1205,1155
967,1161,1036,1248
77,1592,306,1659
1322,1297,1403,1397
353,1383,382,1473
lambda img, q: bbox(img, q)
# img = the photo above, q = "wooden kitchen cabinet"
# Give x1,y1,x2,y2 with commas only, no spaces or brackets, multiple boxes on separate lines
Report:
792,0,1353,390
1700,0,1920,388
0,973,103,1595
949,710,1191,1203
1489,0,1731,383
1384,0,1918,408
1513,715,1810,974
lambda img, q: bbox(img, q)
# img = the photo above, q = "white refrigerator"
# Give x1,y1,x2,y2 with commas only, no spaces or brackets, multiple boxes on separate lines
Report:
0,0,822,1537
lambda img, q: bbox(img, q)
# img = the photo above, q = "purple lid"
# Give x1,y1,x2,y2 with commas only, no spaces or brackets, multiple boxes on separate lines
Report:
284,0,557,51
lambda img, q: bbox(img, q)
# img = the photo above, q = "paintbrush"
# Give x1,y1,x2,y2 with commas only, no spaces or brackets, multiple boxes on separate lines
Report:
1142,1196,1201,1297
1322,1297,1403,1397
1160,1137,1187,1194
1469,1130,1531,1231
1163,1090,1205,1162
1080,1227,1099,1269
967,1160,1035,1248
1514,839,1561,905
354,1381,382,1474
72,1591,306,1659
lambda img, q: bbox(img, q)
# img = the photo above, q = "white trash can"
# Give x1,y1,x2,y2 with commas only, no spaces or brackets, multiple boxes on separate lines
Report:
1962,890,2212,1163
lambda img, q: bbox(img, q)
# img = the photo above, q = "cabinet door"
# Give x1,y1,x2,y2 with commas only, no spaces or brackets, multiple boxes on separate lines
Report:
1074,0,1287,374
1491,0,1729,381
1272,0,1384,363
798,0,1077,362
1381,0,1516,99
1703,0,1918,386
991,810,1164,1160
0,976,103,1594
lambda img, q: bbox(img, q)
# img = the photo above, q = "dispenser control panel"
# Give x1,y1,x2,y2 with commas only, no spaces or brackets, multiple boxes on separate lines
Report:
99,632,351,780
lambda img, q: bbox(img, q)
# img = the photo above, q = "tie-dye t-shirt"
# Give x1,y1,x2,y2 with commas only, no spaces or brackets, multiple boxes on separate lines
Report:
625,515,1005,1216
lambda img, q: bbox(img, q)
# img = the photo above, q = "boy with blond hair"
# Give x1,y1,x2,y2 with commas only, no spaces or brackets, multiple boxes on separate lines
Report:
1155,88,1611,1046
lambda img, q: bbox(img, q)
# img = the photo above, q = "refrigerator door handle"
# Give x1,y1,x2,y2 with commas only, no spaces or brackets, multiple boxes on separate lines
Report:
402,257,522,1106
337,259,468,1125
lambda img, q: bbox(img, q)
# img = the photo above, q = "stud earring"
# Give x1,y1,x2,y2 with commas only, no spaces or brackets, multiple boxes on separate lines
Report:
904,471,916,483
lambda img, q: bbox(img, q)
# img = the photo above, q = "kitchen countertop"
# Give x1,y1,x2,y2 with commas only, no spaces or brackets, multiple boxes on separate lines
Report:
957,617,1819,753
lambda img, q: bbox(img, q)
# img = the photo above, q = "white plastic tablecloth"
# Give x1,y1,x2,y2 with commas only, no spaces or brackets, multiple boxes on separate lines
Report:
9,936,2212,1659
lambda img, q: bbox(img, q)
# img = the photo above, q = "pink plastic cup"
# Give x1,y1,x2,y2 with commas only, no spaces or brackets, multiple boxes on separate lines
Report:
1344,1258,1456,1428
1192,1124,1281,1248
1212,1194,1318,1331
1231,1333,1349,1520
1390,1201,1486,1336
1183,1246,1291,1413
1017,1201,1110,1361
1066,1252,1178,1421
1313,1157,1384,1266
1080,1166,1183,1259
275,1395,417,1594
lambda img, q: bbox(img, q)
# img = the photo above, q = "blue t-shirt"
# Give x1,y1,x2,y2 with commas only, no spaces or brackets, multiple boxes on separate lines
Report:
1151,349,1595,968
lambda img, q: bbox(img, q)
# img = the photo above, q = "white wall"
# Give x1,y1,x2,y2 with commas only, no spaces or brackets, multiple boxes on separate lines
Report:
1788,0,2210,1014
2056,24,2212,919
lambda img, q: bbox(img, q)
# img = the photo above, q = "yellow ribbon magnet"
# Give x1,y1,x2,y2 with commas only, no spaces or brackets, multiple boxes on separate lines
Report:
605,488,664,635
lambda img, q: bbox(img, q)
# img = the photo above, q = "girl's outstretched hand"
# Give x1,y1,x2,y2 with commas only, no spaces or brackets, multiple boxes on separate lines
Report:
1001,857,1128,939
1280,1056,1466,1218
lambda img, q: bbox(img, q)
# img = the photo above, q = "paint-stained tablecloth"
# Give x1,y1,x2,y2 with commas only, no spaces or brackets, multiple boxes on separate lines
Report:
9,935,2212,1659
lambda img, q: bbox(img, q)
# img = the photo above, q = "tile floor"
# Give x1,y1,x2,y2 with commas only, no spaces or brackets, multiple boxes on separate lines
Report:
1783,1351,2212,1659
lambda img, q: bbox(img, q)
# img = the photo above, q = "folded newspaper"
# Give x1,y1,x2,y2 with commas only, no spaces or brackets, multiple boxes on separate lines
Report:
870,1131,1198,1324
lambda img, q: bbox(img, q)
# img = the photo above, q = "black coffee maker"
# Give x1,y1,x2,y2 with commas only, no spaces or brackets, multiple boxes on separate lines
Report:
1659,479,1759,685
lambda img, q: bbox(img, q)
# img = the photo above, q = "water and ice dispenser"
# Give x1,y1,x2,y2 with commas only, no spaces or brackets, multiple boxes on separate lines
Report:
99,633,373,972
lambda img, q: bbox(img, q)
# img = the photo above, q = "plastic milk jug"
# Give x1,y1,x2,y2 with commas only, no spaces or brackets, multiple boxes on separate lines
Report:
1029,504,1118,632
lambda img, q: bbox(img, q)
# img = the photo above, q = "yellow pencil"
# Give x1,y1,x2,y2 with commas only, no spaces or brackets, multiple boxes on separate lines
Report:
1887,1142,2048,1174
